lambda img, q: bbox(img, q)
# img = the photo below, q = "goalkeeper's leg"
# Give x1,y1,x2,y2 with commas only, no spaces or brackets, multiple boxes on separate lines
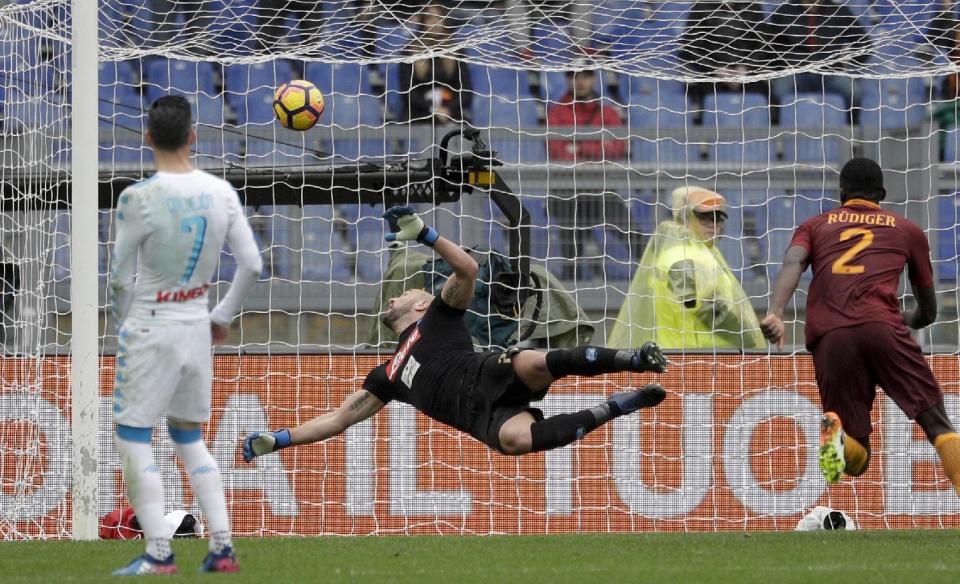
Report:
509,344,667,393
498,383,666,455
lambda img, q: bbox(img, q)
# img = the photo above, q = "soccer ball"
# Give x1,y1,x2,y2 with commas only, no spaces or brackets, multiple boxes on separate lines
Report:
273,80,325,131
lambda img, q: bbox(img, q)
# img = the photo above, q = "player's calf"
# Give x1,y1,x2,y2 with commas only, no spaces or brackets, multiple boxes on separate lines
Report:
543,343,667,380
523,383,666,454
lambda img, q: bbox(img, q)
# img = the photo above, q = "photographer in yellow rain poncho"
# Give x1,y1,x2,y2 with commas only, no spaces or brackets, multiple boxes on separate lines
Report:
608,186,765,350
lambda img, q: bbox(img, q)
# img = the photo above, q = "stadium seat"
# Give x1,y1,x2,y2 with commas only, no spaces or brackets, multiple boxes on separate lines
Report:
780,92,848,164
529,20,580,67
300,205,351,282
857,77,929,132
473,96,545,164
935,194,959,282
317,94,385,161
231,86,276,126
337,204,387,283
205,0,260,52
702,92,772,165
627,95,696,165
304,62,373,97
371,25,412,60
144,58,219,102
472,66,533,100
223,61,296,97
944,127,960,163
224,61,298,126
518,195,551,263
617,73,686,105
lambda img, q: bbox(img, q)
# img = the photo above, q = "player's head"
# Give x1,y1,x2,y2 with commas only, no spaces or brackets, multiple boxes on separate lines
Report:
671,186,727,245
382,288,434,332
146,95,195,152
839,157,886,203
566,57,597,101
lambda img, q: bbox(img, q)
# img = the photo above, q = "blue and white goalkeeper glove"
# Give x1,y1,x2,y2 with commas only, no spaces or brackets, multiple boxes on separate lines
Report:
382,206,439,246
242,429,291,463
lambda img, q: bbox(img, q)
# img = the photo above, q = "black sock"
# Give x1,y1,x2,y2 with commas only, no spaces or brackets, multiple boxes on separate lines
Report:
545,346,631,378
529,404,613,452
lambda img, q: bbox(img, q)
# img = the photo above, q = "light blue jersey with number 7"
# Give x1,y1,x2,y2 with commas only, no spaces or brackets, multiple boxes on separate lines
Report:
109,170,262,326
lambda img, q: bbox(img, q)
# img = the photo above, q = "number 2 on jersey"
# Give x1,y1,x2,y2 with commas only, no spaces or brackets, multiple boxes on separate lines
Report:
831,227,874,275
178,215,207,284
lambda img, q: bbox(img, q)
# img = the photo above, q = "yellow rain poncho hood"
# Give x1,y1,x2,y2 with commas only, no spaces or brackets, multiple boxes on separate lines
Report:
608,187,764,350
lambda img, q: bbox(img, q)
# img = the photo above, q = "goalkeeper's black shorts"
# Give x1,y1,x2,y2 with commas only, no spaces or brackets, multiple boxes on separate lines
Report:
463,353,547,453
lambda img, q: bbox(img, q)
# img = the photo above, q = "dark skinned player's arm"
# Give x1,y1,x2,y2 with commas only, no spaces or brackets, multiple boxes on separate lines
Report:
903,286,937,330
768,245,809,318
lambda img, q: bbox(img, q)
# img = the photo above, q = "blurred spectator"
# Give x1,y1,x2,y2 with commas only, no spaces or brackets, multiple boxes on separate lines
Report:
399,2,473,124
259,1,320,48
767,0,872,108
608,187,765,350
930,0,960,144
677,1,772,110
546,66,625,161
546,62,634,280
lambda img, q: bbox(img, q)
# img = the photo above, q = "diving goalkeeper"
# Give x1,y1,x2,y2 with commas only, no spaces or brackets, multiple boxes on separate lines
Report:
244,206,667,460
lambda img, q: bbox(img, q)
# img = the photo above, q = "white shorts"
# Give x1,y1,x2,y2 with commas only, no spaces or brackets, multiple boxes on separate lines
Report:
113,319,212,428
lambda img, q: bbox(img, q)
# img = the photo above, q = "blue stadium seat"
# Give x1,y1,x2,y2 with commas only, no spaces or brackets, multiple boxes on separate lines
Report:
858,77,928,131
529,21,581,67
472,66,533,100
519,195,564,279
371,25,412,60
317,94,385,161
224,61,297,126
617,73,686,105
231,86,276,126
944,127,960,163
205,0,260,52
223,61,296,97
591,225,634,281
627,96,696,165
303,62,373,96
473,96,544,164
702,92,772,164
935,194,959,282
300,205,351,282
144,58,219,102
780,92,848,164
337,204,387,283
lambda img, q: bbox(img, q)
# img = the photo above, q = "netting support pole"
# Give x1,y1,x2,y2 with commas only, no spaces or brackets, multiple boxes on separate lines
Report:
70,0,100,541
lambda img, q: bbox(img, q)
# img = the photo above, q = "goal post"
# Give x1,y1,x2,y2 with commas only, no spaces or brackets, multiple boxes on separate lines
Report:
3,0,960,540
69,0,99,541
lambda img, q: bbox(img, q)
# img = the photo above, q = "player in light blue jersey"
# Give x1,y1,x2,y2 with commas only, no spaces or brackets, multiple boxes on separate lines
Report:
110,96,262,576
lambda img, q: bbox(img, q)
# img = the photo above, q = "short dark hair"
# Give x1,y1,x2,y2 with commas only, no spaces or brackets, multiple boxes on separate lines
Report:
147,95,192,151
839,157,885,201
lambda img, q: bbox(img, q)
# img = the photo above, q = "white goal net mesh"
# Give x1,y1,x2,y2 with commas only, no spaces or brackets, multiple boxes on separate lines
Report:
2,0,960,538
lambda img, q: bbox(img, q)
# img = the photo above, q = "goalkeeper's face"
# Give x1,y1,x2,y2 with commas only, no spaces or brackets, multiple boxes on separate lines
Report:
382,289,433,330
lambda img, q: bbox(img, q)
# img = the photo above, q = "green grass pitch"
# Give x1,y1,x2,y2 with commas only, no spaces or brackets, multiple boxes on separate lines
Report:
1,530,956,583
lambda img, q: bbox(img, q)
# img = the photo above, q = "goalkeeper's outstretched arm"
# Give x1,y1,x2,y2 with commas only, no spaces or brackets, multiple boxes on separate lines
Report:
243,390,384,462
382,205,478,309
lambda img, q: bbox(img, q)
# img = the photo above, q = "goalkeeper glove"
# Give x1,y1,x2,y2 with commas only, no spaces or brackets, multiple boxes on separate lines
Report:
382,206,439,246
242,429,291,463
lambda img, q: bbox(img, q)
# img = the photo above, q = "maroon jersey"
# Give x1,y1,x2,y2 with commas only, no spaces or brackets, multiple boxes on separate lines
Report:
789,199,934,348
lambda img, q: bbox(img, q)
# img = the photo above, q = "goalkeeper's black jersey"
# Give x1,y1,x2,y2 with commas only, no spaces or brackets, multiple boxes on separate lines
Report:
363,296,490,432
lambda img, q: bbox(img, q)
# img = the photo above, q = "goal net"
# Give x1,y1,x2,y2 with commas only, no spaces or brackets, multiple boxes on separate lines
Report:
3,0,960,539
